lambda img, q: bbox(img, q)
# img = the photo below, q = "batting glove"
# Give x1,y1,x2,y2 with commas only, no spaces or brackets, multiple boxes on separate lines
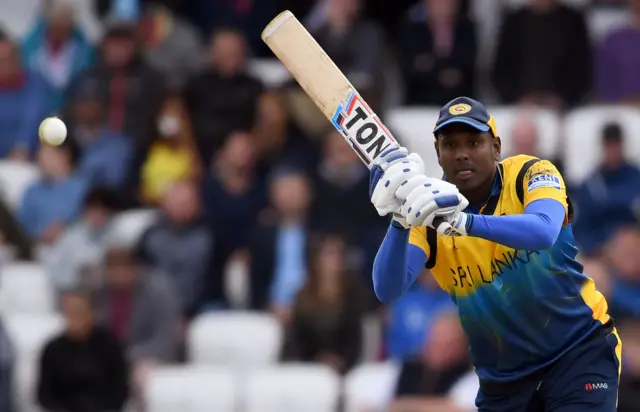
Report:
399,179,469,228
369,146,426,228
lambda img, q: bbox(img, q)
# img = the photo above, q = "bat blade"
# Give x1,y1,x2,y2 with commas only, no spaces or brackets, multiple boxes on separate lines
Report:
261,10,400,169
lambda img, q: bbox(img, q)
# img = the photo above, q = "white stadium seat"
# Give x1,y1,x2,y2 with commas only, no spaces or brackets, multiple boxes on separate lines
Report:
491,106,561,159
588,9,631,44
387,107,443,177
564,106,640,184
187,311,283,367
0,161,40,210
3,313,63,412
108,209,159,248
144,366,238,412
344,362,401,412
243,364,340,412
248,58,291,89
0,263,55,314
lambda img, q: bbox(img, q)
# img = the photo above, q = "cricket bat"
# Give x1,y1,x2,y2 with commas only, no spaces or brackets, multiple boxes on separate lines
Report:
261,10,401,169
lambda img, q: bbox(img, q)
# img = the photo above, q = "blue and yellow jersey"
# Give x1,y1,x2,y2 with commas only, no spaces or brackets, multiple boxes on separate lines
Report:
409,154,615,382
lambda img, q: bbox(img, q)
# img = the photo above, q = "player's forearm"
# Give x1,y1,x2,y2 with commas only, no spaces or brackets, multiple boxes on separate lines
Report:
373,224,425,302
468,199,565,250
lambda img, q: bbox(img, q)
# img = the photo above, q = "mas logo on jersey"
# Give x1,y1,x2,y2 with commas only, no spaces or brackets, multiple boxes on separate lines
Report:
528,174,561,192
585,383,608,391
331,90,395,166
449,103,472,115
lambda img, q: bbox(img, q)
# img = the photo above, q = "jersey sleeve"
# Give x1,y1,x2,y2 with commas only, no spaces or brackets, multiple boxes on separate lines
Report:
522,160,569,225
409,226,430,257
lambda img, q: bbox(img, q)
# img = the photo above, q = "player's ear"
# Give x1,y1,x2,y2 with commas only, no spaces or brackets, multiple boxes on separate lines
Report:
493,135,501,161
434,138,440,159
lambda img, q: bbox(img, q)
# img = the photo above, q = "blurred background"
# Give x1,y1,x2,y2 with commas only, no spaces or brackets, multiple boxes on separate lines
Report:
0,0,638,411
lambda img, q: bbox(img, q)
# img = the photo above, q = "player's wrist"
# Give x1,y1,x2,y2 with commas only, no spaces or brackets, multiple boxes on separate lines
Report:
391,214,410,230
464,213,474,233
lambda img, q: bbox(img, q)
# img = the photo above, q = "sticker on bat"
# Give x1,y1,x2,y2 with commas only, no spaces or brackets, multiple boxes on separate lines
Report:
331,90,396,166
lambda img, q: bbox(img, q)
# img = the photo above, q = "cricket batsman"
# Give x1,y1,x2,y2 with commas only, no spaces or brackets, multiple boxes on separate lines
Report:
370,97,622,411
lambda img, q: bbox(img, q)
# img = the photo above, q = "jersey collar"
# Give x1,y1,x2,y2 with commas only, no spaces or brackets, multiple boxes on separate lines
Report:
464,163,504,214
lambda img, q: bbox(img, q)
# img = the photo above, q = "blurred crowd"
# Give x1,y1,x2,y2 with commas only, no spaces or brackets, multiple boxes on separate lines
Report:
0,0,638,411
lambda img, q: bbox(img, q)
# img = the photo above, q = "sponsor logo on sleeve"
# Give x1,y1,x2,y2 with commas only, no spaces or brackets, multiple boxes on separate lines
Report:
527,174,561,191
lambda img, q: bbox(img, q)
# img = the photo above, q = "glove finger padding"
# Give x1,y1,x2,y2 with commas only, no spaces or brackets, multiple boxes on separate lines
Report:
371,161,424,212
373,146,408,170
395,174,429,201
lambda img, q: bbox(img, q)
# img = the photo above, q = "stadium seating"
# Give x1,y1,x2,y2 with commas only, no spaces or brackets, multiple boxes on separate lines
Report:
564,105,640,184
0,161,40,210
3,313,63,412
243,364,341,412
248,58,291,89
344,361,401,412
108,208,159,248
0,263,55,314
187,311,283,367
588,8,632,43
144,366,239,412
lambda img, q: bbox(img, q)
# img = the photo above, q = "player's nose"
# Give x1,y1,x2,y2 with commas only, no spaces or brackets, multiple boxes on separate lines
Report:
454,149,470,162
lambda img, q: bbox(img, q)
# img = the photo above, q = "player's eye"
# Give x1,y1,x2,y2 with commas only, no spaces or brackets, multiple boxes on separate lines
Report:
469,140,480,147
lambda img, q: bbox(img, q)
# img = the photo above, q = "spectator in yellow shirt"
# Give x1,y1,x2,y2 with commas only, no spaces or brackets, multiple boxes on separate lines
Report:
139,94,202,205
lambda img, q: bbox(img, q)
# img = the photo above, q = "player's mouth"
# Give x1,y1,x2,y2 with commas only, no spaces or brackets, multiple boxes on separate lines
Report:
456,169,474,180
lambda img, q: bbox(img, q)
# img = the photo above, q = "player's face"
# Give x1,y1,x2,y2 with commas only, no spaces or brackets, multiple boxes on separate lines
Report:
435,125,500,193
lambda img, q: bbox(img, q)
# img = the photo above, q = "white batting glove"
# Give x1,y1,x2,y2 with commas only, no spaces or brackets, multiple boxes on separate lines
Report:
369,147,426,228
399,179,469,228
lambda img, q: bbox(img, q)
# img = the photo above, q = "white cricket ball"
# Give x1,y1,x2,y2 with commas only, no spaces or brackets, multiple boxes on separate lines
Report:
39,117,67,146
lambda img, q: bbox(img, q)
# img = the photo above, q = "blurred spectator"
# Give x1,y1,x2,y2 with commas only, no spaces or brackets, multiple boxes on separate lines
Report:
310,129,381,245
17,143,88,243
508,111,564,174
69,20,166,158
46,187,117,293
281,233,366,375
20,0,95,112
602,227,640,320
385,273,454,360
67,81,132,191
253,91,317,173
137,180,213,317
391,310,472,412
397,0,477,105
573,123,640,254
94,247,181,396
139,3,203,88
618,318,640,412
138,93,202,206
248,167,311,315
0,317,15,412
180,0,280,56
0,33,53,161
311,0,385,110
594,0,640,104
202,131,268,306
492,0,591,109
184,28,264,162
37,289,129,412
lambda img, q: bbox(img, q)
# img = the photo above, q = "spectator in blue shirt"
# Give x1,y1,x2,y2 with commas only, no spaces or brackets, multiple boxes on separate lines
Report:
20,0,95,112
573,123,640,255
18,143,87,243
385,273,455,360
0,32,54,160
66,81,132,191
